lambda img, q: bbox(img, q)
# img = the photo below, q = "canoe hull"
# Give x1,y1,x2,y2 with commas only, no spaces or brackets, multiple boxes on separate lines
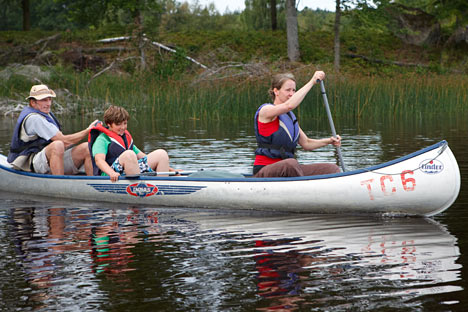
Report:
0,141,460,216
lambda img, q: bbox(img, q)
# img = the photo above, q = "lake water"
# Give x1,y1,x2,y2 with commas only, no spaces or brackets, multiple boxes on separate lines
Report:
0,113,467,311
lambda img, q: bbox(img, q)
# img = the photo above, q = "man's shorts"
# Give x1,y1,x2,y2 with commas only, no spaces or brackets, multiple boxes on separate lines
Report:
111,156,153,174
32,148,80,175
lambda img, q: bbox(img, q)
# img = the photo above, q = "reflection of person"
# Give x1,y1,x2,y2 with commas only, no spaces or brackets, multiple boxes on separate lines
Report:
89,225,135,276
10,207,65,301
254,238,314,310
253,72,341,177
8,84,97,175
89,105,175,182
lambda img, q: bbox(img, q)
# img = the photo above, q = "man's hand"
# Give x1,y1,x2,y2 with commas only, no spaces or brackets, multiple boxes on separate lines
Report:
87,120,101,130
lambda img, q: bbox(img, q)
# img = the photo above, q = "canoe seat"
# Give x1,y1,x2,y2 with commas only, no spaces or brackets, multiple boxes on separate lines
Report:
188,170,245,179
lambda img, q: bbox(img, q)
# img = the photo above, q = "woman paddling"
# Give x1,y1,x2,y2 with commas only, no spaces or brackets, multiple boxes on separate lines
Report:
253,71,342,177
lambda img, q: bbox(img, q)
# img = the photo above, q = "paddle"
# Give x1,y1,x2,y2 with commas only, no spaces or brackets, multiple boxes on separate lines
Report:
317,80,346,172
125,170,197,179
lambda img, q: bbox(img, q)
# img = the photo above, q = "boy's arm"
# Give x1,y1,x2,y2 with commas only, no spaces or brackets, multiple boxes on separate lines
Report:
95,153,120,182
136,151,146,159
133,145,145,159
92,133,120,182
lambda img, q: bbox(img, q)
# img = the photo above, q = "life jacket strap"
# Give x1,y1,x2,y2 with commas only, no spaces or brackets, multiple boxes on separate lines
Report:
257,143,296,159
10,140,49,153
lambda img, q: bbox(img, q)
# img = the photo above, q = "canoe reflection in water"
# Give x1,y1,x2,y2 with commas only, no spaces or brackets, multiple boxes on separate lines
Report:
3,204,463,311
8,206,163,304
186,213,462,311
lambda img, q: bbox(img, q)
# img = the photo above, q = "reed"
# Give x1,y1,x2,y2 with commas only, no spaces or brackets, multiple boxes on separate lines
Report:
3,68,467,121
311,73,468,120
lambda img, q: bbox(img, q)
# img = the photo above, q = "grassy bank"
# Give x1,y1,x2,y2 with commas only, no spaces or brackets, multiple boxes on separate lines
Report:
1,27,466,121
2,64,466,121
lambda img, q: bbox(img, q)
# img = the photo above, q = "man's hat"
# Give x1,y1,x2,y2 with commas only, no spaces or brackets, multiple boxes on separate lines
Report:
26,84,56,100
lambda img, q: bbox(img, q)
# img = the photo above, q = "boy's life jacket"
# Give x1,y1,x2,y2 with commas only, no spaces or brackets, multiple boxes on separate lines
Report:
88,122,134,176
254,103,300,159
8,106,61,171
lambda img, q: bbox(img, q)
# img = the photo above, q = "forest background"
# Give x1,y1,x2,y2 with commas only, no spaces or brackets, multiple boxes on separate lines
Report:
1,0,467,120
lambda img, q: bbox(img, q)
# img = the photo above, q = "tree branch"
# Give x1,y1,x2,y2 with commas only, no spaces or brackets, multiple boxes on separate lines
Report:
87,56,139,85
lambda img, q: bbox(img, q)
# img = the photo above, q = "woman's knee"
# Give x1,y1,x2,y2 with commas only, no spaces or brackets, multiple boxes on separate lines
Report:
302,163,340,176
282,158,299,167
281,159,302,176
256,158,302,177
331,164,341,173
322,163,340,173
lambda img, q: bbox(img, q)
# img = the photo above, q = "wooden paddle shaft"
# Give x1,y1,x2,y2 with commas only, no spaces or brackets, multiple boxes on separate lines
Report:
318,80,346,172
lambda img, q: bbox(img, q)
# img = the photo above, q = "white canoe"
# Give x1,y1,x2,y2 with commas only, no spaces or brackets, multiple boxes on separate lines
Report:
0,140,460,216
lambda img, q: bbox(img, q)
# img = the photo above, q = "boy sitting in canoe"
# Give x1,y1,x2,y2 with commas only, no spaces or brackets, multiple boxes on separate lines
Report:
89,105,175,182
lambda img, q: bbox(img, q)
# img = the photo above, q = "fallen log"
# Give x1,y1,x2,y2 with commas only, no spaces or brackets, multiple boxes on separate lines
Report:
98,36,131,43
84,46,131,54
98,36,208,69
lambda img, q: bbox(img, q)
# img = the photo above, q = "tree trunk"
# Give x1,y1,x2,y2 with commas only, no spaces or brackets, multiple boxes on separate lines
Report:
286,0,300,62
334,0,341,72
133,11,146,71
270,0,277,30
22,0,30,31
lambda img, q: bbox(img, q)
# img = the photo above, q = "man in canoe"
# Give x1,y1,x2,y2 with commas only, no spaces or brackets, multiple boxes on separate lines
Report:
253,71,342,177
8,84,98,175
89,105,175,182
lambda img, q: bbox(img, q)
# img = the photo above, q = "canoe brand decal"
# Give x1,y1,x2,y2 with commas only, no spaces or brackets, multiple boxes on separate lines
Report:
88,183,206,197
419,159,444,174
127,183,158,197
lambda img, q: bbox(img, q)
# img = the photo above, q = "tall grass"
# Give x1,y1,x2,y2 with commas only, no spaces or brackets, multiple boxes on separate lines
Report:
44,68,270,121
324,74,468,119
3,67,467,121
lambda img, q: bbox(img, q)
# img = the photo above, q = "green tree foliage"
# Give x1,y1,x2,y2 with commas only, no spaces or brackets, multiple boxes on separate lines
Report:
346,1,392,33
397,0,467,21
298,8,334,32
350,0,468,38
0,0,76,30
397,0,468,33
0,0,22,30
53,0,239,34
160,1,220,32
3,0,466,39
59,0,164,30
34,0,77,30
61,0,111,28
241,0,286,30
